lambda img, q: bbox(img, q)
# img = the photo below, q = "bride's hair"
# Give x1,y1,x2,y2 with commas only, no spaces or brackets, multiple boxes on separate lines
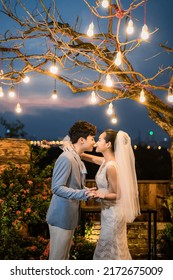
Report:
104,129,118,152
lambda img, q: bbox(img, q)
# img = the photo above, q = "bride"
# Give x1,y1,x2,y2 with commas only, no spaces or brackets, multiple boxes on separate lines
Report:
81,129,141,260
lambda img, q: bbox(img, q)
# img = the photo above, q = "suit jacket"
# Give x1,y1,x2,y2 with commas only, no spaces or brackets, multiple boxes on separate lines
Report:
46,151,87,229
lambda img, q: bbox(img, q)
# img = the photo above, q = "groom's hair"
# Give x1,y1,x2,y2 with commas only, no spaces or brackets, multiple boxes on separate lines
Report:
69,120,96,144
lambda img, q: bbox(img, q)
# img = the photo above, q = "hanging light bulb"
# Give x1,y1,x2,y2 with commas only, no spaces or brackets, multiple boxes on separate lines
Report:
105,74,113,87
139,89,146,102
87,22,94,37
126,19,134,35
51,78,58,99
23,75,30,83
0,86,4,97
141,24,149,40
111,114,118,124
107,102,113,115
101,0,109,8
8,85,16,98
51,89,58,100
15,103,22,113
167,86,173,102
114,51,122,66
50,60,58,74
90,90,97,104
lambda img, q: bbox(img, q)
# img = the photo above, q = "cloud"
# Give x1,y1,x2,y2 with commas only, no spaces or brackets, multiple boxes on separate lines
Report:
0,93,94,116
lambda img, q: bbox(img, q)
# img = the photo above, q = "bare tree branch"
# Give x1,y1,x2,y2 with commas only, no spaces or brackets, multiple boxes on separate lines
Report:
0,0,172,152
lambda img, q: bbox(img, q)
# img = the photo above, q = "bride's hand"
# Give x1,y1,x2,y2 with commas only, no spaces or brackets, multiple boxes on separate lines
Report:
60,135,73,152
92,190,105,199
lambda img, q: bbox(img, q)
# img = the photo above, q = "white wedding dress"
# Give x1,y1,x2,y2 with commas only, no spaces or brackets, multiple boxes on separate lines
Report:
93,160,132,260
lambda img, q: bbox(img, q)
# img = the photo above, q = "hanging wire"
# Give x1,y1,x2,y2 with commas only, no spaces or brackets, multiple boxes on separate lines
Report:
144,0,146,24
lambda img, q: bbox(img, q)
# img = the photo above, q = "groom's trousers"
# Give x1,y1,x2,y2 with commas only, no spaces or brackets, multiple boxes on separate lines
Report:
48,224,75,260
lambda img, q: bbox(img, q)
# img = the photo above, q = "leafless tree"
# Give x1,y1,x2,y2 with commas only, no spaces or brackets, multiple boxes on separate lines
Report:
0,0,172,183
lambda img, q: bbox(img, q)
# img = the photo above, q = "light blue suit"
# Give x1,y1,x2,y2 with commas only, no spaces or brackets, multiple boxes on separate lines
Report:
46,151,87,230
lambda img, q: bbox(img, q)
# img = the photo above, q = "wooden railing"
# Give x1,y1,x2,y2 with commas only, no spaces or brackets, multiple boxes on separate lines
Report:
85,179,171,222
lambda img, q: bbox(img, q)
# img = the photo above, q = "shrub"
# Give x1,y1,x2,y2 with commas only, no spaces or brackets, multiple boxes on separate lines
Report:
0,146,53,259
158,223,173,259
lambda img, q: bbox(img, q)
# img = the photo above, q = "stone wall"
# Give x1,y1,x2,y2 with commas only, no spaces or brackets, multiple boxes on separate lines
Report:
84,219,170,260
0,138,30,172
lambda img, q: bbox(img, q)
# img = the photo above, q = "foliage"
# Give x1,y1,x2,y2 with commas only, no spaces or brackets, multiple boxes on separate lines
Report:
0,227,49,260
157,189,173,259
0,146,54,259
0,162,52,226
158,223,173,259
70,236,96,260
162,195,173,221
70,225,96,260
157,190,173,222
30,145,56,178
0,117,28,139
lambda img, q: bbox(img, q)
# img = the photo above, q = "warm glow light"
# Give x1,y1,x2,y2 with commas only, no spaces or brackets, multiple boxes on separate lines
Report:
114,51,122,66
15,103,22,113
50,65,58,74
8,85,16,98
134,145,137,150
90,90,97,104
126,19,134,35
23,75,30,83
0,86,4,97
107,102,113,115
167,86,173,102
139,89,145,102
101,0,109,8
50,61,58,74
87,22,94,37
141,24,149,40
51,89,58,99
168,95,173,102
111,114,117,124
158,146,161,150
105,74,113,87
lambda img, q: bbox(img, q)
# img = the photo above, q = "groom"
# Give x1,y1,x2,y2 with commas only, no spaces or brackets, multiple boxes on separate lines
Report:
46,120,96,259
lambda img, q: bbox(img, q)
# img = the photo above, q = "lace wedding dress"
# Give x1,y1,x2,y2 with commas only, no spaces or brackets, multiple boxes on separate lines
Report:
93,160,132,260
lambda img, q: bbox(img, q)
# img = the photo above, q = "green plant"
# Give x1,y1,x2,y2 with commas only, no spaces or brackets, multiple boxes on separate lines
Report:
163,195,173,221
157,188,173,222
70,235,96,260
0,162,52,226
70,221,96,260
158,223,173,259
0,146,54,259
0,117,28,138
